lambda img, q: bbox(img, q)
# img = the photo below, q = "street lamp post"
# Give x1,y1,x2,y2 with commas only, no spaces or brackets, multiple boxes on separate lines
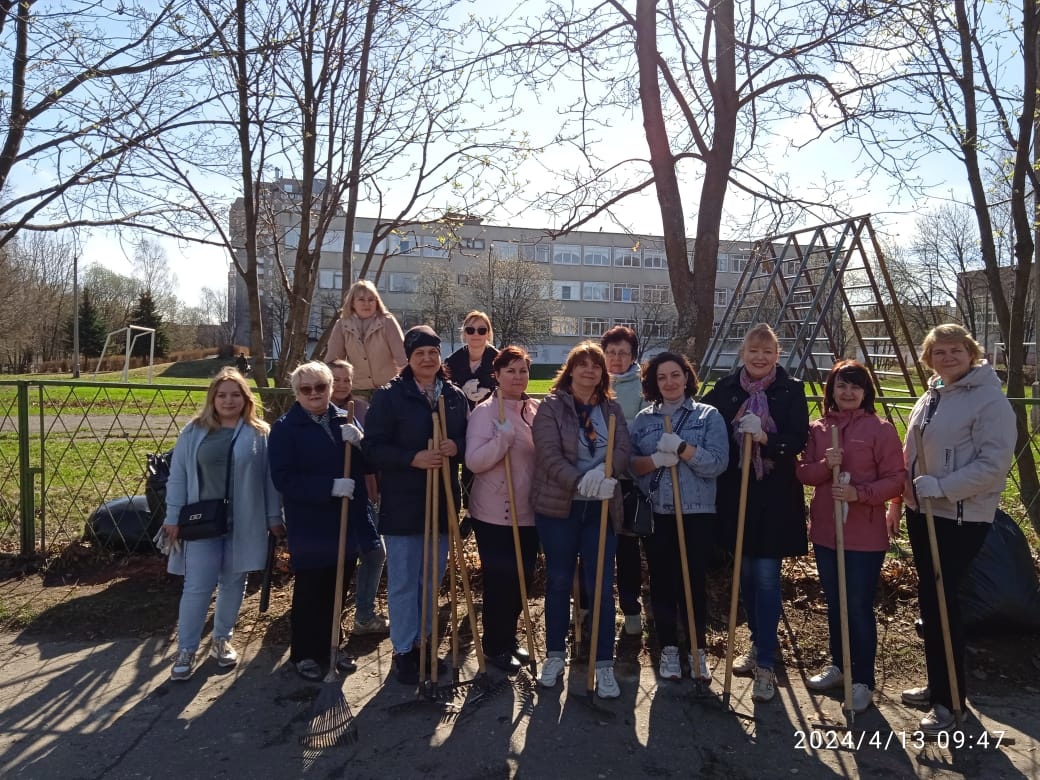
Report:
488,242,495,324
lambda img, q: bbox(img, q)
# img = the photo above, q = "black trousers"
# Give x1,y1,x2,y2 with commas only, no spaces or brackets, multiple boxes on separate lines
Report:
471,517,539,656
906,509,989,711
290,559,357,664
615,534,645,616
644,511,711,648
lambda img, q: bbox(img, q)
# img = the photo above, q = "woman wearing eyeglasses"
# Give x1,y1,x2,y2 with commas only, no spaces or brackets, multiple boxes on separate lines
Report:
269,361,370,680
445,311,498,409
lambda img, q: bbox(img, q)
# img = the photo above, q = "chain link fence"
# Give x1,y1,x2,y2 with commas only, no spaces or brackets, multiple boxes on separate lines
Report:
0,381,1036,555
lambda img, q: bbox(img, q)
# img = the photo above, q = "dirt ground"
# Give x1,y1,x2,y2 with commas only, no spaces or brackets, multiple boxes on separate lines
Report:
1,542,1038,778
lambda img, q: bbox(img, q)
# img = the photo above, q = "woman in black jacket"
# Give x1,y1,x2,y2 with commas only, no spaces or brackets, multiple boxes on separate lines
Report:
362,326,468,684
701,323,808,703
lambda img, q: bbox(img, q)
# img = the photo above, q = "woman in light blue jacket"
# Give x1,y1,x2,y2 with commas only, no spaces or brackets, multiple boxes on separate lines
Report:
164,368,284,681
628,352,728,683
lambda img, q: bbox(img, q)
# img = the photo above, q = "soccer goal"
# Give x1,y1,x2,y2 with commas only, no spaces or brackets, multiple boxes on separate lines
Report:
93,325,156,382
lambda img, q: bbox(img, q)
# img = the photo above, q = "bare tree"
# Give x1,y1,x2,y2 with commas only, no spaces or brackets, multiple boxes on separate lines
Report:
468,255,552,349
199,286,236,346
415,262,464,347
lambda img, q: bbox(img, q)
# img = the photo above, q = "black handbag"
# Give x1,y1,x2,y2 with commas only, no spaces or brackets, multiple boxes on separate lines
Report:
178,429,240,541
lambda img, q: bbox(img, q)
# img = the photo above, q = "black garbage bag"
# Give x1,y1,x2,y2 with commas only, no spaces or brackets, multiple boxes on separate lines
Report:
84,495,158,552
84,451,172,552
960,509,1040,633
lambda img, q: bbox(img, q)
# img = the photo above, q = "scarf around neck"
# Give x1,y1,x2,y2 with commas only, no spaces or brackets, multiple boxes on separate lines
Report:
735,366,778,479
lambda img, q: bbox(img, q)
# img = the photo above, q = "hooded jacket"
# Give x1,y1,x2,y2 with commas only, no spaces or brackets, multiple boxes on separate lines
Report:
326,312,406,391
798,408,905,552
902,362,1015,524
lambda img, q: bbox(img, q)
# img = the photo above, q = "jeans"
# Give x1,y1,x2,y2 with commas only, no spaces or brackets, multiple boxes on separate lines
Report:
177,535,248,653
536,501,618,667
739,555,783,670
813,544,885,689
354,543,386,623
384,533,449,655
906,509,989,710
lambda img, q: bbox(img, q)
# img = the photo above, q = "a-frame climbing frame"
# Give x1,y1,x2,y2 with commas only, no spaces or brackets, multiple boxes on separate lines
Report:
700,216,926,405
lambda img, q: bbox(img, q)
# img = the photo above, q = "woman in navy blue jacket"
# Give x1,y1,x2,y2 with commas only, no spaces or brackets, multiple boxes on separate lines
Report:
269,361,370,681
362,326,468,684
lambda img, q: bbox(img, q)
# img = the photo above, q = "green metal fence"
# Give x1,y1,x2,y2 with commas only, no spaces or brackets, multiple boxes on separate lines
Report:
0,380,1036,554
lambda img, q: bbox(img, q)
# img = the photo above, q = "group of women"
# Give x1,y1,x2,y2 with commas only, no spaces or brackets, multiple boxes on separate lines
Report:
161,277,1015,735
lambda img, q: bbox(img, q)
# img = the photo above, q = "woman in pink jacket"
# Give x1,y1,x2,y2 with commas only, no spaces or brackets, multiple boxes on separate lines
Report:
797,360,905,714
325,280,406,396
465,346,540,674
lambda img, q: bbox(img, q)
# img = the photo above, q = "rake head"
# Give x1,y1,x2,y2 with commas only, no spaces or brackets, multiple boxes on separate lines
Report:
300,685,358,748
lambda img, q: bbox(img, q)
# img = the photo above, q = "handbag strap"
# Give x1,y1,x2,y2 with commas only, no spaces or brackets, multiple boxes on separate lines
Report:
220,427,243,501
648,405,695,495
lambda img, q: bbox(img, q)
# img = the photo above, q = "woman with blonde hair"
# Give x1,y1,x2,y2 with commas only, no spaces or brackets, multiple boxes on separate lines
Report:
445,310,498,407
701,323,809,703
326,280,406,396
164,368,284,681
888,324,1015,733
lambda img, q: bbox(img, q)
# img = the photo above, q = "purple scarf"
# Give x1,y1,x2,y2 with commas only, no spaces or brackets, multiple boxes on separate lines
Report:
735,367,778,479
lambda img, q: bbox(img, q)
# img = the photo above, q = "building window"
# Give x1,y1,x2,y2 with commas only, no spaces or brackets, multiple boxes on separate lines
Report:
582,317,609,337
398,237,419,256
614,247,641,267
521,244,550,263
398,310,423,329
553,244,581,265
732,254,749,273
643,284,672,304
613,284,640,303
714,288,729,306
494,242,519,259
353,232,373,253
642,319,671,338
583,247,611,266
319,270,344,290
388,272,418,293
783,260,799,277
463,237,486,250
553,281,581,301
643,251,667,269
422,241,448,258
552,316,579,336
613,318,637,331
717,254,730,272
583,281,610,301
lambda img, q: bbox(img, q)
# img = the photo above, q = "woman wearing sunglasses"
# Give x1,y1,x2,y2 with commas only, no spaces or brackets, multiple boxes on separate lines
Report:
445,311,498,409
269,361,370,680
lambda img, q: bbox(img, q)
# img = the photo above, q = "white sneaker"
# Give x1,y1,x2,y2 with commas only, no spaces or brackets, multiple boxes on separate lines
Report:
538,656,566,688
209,638,238,668
596,666,621,699
732,644,756,674
688,649,710,682
623,614,642,636
658,646,681,680
806,664,843,691
851,683,873,714
901,685,930,706
751,667,775,702
920,703,955,734
170,649,196,681
353,614,390,635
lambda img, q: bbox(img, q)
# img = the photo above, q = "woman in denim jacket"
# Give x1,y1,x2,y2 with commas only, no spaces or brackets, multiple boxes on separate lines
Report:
628,352,728,683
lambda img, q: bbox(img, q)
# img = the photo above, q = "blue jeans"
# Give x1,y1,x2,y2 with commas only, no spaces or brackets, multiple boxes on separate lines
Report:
354,542,386,623
536,501,618,666
739,556,782,670
813,544,885,689
384,533,449,655
177,535,248,653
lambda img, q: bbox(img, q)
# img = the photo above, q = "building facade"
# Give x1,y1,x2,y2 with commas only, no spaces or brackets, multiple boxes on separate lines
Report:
229,179,753,366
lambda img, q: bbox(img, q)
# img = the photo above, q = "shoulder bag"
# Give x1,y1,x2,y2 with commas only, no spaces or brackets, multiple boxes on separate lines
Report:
178,428,240,541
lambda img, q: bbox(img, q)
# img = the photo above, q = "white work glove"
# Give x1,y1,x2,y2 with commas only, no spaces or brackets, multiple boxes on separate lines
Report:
595,477,618,501
463,379,491,403
340,423,363,445
656,432,683,455
332,478,355,499
913,475,944,499
651,451,679,469
577,466,606,498
494,418,514,435
737,413,764,441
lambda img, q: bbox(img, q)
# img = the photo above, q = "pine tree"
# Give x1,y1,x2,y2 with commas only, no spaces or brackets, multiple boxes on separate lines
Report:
76,287,108,358
129,290,170,357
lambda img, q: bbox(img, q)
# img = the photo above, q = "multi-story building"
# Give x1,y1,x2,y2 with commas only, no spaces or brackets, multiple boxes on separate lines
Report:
229,179,753,366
